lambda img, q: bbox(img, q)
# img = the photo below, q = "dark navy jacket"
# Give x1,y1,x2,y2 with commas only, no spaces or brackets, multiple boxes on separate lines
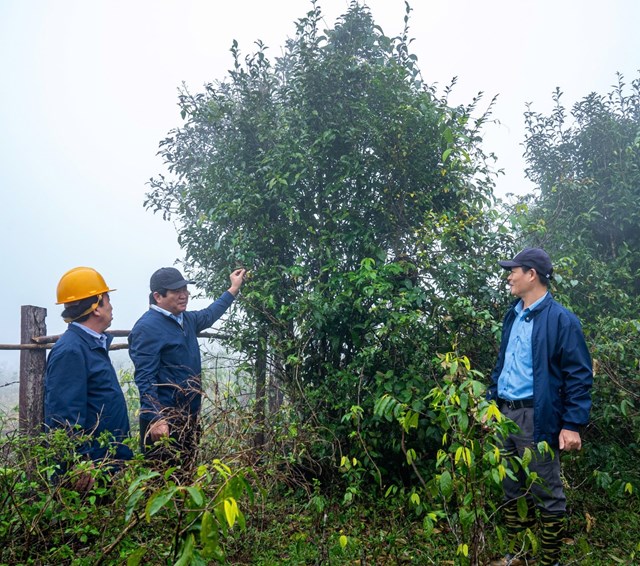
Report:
487,294,593,447
44,324,133,462
128,292,235,423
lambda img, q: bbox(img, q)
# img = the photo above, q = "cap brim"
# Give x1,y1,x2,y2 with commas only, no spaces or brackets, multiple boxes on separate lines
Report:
498,260,520,269
164,279,194,290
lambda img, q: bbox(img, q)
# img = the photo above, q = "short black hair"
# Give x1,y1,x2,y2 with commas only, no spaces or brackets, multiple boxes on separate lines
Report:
149,289,168,305
61,295,105,323
521,265,551,288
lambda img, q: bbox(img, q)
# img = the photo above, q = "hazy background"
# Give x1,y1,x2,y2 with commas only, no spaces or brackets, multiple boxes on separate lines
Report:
1,0,639,406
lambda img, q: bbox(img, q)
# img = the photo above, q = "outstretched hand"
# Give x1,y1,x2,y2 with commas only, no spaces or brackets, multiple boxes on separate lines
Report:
228,269,247,296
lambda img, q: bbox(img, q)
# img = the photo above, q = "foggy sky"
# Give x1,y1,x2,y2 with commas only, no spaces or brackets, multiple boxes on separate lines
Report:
1,0,639,379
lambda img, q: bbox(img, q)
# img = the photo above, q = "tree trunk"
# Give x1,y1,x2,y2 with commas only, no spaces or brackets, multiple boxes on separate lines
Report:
254,325,268,449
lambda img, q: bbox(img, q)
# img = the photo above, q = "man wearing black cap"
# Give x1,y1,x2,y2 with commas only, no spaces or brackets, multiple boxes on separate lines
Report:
487,248,592,566
128,267,245,468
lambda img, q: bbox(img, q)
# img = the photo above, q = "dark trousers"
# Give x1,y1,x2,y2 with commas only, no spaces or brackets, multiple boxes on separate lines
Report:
499,405,566,515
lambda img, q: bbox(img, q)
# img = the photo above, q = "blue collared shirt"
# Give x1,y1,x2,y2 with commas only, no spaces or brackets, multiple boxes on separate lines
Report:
71,321,108,350
497,292,548,400
150,304,184,327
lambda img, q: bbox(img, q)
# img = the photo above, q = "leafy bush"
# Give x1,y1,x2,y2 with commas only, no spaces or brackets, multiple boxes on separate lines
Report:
0,429,254,565
145,1,510,482
373,352,529,565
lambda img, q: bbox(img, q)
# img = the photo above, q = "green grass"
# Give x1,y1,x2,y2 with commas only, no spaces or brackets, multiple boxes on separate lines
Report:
223,486,639,565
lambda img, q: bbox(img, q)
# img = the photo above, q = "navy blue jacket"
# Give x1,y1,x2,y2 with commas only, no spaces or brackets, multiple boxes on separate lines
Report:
44,324,133,462
128,292,235,423
487,294,593,447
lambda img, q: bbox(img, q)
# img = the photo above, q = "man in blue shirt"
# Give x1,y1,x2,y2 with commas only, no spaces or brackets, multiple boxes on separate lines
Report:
45,267,132,491
129,267,245,470
487,248,592,566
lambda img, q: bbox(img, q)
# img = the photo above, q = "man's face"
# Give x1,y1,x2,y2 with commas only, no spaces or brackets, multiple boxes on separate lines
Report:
154,286,189,316
505,266,536,298
96,293,113,329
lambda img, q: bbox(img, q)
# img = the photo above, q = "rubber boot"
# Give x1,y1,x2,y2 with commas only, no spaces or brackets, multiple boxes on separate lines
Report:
501,499,536,563
538,512,565,566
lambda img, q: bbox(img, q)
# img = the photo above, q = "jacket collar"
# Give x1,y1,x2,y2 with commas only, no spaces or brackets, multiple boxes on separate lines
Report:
509,292,553,319
67,322,114,349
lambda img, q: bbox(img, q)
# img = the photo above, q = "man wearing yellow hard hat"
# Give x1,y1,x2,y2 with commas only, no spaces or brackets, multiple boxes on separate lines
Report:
44,267,132,489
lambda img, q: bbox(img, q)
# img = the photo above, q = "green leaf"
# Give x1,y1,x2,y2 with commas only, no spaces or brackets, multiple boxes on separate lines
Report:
403,410,419,432
200,510,218,547
423,515,434,537
174,533,195,566
443,127,454,144
127,470,160,496
459,507,475,528
439,470,453,499
126,547,147,566
456,543,469,557
517,496,529,520
457,410,469,432
125,488,146,523
145,487,178,522
186,486,204,507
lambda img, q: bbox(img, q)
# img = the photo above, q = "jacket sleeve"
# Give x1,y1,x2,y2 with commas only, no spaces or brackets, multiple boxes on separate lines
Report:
128,323,163,421
44,345,92,456
487,366,499,401
558,313,593,430
193,291,235,333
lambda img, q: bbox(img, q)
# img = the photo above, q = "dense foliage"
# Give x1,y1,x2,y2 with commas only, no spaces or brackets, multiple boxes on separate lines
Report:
0,427,255,565
521,73,640,315
146,1,510,488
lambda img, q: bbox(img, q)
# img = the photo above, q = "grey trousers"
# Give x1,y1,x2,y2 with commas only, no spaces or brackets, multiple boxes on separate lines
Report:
500,405,566,515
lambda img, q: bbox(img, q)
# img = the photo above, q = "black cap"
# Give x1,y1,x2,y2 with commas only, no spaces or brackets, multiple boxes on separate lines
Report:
498,248,553,280
150,267,194,292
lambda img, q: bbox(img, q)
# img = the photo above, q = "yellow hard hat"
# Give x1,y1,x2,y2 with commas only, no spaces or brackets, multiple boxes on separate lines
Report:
56,267,116,304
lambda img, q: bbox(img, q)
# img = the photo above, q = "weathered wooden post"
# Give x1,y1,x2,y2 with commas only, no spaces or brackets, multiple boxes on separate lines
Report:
19,305,47,435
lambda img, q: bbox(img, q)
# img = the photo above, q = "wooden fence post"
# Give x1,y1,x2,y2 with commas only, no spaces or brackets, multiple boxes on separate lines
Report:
19,305,47,435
